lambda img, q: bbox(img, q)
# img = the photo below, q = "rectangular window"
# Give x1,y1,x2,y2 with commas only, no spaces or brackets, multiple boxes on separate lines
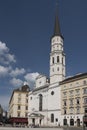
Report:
77,99,80,104
18,98,21,103
69,90,74,95
84,98,87,104
85,108,87,113
17,112,20,117
26,94,28,97
70,99,73,105
63,92,67,96
77,107,80,114
26,99,28,103
64,100,67,106
75,89,80,94
25,113,28,117
18,105,21,110
26,106,28,110
70,108,74,114
18,93,21,97
83,88,87,94
83,80,86,85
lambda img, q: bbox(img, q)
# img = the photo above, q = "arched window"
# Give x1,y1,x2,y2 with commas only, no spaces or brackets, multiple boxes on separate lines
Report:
62,57,63,64
52,57,54,64
57,56,59,63
57,67,59,71
51,113,54,122
39,94,43,111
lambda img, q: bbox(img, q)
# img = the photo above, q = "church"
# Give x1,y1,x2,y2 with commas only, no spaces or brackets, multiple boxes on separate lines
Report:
28,6,87,127
28,7,65,126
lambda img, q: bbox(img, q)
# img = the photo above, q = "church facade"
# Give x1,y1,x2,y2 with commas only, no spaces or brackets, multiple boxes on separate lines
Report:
28,9,87,127
28,10,65,127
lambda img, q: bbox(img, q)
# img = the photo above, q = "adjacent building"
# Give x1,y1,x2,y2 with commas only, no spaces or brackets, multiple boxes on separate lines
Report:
60,73,87,126
0,105,3,122
9,85,30,126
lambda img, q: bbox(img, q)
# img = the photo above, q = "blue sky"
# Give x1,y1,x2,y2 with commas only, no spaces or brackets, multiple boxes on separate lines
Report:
0,0,87,110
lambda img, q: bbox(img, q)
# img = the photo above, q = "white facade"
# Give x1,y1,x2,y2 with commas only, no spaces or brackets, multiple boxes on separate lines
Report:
50,36,65,85
28,74,49,126
28,11,65,126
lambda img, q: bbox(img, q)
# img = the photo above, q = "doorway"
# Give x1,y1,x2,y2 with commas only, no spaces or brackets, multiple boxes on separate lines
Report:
32,118,35,125
70,119,74,126
77,119,80,126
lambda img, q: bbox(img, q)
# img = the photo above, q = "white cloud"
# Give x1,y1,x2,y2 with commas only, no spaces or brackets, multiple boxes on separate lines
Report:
0,41,9,54
0,41,16,65
24,72,39,82
10,78,23,87
6,54,16,63
24,72,39,87
0,65,11,77
10,67,26,77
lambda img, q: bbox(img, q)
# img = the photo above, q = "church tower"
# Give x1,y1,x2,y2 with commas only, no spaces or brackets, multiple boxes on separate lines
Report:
50,10,66,85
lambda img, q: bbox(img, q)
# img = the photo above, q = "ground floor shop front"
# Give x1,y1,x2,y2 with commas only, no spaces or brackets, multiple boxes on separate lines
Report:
62,114,87,127
9,117,28,127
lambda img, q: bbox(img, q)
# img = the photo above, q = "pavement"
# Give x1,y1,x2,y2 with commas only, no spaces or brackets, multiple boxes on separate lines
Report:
0,127,86,130
0,127,62,130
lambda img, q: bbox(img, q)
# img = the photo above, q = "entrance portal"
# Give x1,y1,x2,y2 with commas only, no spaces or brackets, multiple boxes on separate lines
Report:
63,119,67,125
32,118,35,125
70,119,74,126
77,119,80,126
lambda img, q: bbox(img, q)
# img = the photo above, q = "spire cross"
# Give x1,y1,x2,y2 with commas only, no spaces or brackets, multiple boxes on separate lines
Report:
55,0,59,15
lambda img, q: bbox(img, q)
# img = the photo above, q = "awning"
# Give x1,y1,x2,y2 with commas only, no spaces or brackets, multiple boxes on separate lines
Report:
9,117,28,123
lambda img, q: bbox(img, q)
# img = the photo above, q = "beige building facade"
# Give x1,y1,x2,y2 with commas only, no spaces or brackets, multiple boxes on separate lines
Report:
9,85,29,126
60,73,87,126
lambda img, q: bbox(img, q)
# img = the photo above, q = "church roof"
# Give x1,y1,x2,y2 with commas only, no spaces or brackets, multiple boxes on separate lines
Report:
54,13,61,36
52,5,63,38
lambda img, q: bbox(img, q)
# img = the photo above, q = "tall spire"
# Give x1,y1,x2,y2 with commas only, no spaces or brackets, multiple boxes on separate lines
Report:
53,1,62,37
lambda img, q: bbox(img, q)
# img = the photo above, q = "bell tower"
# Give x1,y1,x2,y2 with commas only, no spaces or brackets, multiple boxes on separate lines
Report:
50,10,66,85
